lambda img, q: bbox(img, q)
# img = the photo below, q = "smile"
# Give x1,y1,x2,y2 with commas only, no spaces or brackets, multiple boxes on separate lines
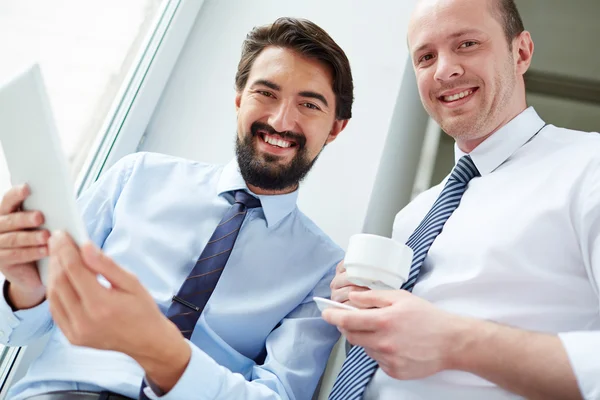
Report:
440,88,477,103
260,132,297,149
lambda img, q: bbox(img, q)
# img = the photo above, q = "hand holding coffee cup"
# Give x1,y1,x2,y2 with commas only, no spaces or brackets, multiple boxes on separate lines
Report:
344,234,413,291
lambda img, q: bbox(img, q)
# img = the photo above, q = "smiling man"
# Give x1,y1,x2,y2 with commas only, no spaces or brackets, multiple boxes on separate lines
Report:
0,17,353,400
324,0,600,399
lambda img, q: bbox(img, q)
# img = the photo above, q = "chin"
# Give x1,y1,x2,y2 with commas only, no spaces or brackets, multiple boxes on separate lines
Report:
441,118,480,139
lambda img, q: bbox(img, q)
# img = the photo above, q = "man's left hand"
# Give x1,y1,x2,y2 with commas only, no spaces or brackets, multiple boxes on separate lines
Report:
46,231,191,392
322,290,474,380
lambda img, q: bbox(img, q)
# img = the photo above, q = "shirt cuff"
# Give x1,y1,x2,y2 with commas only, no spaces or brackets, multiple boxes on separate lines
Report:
0,278,49,345
558,331,600,400
142,340,223,400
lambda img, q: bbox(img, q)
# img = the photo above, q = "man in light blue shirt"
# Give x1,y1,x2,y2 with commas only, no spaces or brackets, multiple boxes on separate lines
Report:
0,17,353,400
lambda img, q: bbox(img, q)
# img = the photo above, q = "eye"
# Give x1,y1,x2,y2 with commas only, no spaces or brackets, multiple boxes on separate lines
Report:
302,102,320,111
418,53,435,64
257,90,275,98
459,41,478,48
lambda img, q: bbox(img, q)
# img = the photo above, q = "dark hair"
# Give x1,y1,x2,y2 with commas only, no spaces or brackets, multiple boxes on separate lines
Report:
235,17,354,120
490,0,525,48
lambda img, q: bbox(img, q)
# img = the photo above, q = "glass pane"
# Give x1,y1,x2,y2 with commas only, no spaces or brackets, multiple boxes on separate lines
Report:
0,0,164,186
0,0,164,362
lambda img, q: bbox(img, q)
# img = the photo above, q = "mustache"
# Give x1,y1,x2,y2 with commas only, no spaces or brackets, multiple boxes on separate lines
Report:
250,122,306,148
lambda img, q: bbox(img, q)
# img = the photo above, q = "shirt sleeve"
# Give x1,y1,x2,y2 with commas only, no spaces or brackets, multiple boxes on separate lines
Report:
558,157,600,400
143,261,341,400
0,154,137,347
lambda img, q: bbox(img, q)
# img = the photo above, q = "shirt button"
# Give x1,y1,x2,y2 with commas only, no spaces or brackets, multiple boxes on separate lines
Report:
0,331,4,337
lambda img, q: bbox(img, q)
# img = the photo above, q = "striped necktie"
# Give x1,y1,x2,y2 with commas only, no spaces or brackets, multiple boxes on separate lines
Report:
329,155,480,400
139,190,261,399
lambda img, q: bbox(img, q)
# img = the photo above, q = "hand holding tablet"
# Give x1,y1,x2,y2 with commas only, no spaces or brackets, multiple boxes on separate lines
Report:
0,64,89,288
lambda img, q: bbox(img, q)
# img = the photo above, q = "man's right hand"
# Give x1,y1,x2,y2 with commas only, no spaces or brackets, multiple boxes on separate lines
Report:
330,260,370,307
0,184,49,310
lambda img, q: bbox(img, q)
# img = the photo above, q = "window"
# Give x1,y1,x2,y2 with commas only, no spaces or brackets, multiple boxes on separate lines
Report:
0,0,166,388
0,0,164,187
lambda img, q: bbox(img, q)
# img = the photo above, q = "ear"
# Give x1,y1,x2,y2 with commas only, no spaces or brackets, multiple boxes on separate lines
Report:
235,92,242,112
514,31,534,76
325,119,349,145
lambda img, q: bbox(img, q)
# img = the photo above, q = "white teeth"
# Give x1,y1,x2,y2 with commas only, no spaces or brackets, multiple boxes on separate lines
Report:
443,89,473,102
264,135,292,148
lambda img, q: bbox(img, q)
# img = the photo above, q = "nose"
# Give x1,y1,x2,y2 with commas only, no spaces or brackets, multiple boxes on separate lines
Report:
433,52,464,82
268,100,297,133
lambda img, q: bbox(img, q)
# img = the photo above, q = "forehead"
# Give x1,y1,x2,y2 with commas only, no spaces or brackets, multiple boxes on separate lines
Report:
408,0,499,50
247,46,334,93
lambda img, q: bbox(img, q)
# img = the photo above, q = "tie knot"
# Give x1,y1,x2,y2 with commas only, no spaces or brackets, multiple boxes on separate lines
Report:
449,155,480,184
234,190,262,209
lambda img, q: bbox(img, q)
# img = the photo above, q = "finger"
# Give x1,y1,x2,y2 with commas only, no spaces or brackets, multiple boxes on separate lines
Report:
322,308,386,332
49,232,103,308
364,347,392,367
330,271,351,290
0,230,50,249
349,289,408,309
343,330,381,349
364,349,396,373
331,285,370,304
54,271,85,325
0,211,45,234
81,241,139,292
0,246,48,265
0,185,29,215
335,260,346,274
47,253,83,323
47,255,72,332
48,294,72,337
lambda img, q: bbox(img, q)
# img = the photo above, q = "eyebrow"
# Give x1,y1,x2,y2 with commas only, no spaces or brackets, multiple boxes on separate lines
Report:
252,79,280,91
251,79,329,108
298,91,329,108
412,29,485,54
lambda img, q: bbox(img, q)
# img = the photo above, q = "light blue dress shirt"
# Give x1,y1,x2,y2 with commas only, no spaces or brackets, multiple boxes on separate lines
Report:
0,152,343,400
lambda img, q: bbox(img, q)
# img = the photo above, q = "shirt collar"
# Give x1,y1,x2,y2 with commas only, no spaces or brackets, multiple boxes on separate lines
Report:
216,159,299,228
454,107,546,175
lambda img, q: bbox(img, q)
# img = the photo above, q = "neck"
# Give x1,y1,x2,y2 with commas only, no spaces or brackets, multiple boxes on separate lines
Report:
456,104,528,153
246,182,299,196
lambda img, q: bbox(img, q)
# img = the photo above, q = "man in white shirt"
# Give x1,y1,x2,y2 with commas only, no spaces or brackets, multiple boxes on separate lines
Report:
323,0,599,399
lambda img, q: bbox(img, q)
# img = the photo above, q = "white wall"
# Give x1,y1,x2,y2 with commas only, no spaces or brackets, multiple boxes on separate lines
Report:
141,0,421,249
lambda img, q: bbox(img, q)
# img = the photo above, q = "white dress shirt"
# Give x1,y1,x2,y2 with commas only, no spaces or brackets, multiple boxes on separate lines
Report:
364,107,600,400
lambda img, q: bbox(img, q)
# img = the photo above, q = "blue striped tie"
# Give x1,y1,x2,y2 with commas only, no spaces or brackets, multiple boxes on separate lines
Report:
329,155,480,400
139,190,261,399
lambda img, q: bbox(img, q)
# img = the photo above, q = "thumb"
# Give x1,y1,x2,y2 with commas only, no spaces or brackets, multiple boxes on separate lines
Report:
81,242,138,292
349,289,407,309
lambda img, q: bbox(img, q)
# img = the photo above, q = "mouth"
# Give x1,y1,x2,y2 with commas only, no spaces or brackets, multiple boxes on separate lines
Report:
259,131,297,148
255,130,298,156
438,87,478,107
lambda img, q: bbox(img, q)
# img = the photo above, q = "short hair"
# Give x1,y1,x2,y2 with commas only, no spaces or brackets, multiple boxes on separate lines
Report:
235,17,354,120
489,0,525,48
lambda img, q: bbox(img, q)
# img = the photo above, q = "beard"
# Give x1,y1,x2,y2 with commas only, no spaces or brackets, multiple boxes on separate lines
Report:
235,122,321,191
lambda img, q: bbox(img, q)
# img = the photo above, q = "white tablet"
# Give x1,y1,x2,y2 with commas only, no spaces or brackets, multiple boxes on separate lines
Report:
0,64,89,285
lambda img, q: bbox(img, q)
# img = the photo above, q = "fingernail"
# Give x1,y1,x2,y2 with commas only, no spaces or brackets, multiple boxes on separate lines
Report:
32,213,43,225
38,232,48,244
